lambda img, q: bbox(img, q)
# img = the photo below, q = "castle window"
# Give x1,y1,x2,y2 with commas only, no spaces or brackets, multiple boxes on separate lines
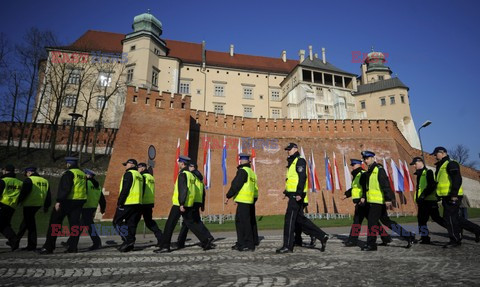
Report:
151,70,158,86
126,69,134,83
243,106,253,117
324,105,330,114
214,85,225,97
64,95,76,108
380,98,386,106
390,96,395,105
271,109,281,118
271,90,280,101
68,69,80,85
379,75,384,80
130,45,136,51
243,87,253,99
97,96,107,109
401,94,405,103
99,72,112,87
179,82,190,94
360,101,366,109
62,119,71,126
214,104,224,114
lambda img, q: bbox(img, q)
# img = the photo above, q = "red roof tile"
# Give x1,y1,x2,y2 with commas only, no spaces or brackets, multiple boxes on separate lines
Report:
57,30,298,74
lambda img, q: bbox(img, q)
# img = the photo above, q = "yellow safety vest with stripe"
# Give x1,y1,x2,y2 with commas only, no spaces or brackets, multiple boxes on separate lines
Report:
304,191,309,204
436,160,463,197
84,180,102,208
142,173,155,205
0,177,23,209
23,176,49,207
234,167,258,204
67,169,87,200
193,175,205,204
172,170,196,207
119,170,143,205
415,169,438,202
366,166,384,204
351,170,365,200
285,157,309,193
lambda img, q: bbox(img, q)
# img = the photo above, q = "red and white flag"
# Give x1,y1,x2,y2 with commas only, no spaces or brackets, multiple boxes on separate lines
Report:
202,135,208,184
403,160,414,192
237,138,243,165
251,140,256,172
333,152,342,190
399,159,409,192
184,131,189,156
173,138,180,182
311,151,321,192
383,157,395,191
343,154,352,190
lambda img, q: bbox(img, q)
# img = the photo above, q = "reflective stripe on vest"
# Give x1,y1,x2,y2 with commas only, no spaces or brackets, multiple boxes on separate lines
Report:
234,167,258,204
0,177,23,209
84,180,102,208
415,169,437,202
172,170,196,207
68,169,87,200
23,176,49,207
351,170,365,200
142,173,155,205
285,157,309,193
366,166,384,204
193,176,204,204
119,170,143,205
436,160,464,197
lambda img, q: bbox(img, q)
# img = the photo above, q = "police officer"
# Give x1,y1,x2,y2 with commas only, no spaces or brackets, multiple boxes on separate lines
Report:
137,162,163,247
294,192,316,248
431,147,480,248
175,162,214,250
17,167,51,251
155,156,214,253
82,169,106,250
113,159,143,252
342,159,392,247
39,157,87,254
361,151,416,251
226,153,258,251
0,164,22,251
277,143,329,253
410,156,446,244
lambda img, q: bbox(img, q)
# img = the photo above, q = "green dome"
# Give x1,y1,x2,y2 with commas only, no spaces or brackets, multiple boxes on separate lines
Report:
132,10,163,36
133,12,162,30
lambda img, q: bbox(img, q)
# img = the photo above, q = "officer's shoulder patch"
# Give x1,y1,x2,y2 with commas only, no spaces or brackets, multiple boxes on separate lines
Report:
297,166,304,173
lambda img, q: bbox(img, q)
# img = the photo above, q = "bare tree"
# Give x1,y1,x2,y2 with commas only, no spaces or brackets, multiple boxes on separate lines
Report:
4,72,23,153
449,144,478,169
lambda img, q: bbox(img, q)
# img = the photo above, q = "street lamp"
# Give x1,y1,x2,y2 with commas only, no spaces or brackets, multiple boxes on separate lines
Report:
418,120,432,162
67,112,83,156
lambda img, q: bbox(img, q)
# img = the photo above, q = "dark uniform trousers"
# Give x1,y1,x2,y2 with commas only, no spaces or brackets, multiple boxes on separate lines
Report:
250,203,259,245
367,203,413,246
43,200,85,252
160,205,208,249
442,197,480,243
0,203,18,243
417,200,446,240
283,196,327,250
235,202,255,249
112,204,142,245
141,204,163,243
17,206,41,249
177,203,212,247
67,208,102,247
348,204,391,243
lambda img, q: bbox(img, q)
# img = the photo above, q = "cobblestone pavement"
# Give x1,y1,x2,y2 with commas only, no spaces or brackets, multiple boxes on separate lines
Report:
1,220,480,286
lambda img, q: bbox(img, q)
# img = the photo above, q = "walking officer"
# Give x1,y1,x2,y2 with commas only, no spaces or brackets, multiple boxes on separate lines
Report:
39,157,87,254
112,159,143,252
410,156,446,244
277,143,329,253
17,167,51,251
137,162,163,247
431,147,480,248
154,156,214,253
342,159,391,247
361,151,415,251
226,153,258,251
82,169,106,250
294,192,316,248
0,164,22,251
175,162,214,250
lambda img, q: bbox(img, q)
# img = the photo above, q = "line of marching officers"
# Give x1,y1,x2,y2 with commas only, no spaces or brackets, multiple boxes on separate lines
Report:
1,144,479,254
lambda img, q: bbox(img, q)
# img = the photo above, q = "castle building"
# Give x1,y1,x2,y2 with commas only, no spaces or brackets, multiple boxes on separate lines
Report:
36,11,420,148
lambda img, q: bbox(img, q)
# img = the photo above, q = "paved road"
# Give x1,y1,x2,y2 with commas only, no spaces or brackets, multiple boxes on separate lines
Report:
1,220,480,286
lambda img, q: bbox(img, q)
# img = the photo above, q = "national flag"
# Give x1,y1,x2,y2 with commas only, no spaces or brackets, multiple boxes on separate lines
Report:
184,131,189,156
333,152,342,190
396,159,405,192
203,135,208,185
205,142,211,190
399,160,410,192
251,140,256,172
300,147,312,192
237,138,243,164
383,157,395,191
390,159,400,192
221,136,228,186
173,138,180,183
311,150,321,192
324,151,333,192
403,160,414,192
343,154,352,191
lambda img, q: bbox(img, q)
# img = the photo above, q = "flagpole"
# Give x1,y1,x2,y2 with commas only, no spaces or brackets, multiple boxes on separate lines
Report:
221,185,225,224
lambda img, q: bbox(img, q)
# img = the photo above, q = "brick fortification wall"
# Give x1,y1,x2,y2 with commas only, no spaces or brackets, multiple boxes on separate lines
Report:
103,86,480,219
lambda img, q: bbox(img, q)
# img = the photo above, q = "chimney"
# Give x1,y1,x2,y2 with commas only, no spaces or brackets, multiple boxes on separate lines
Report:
281,50,287,62
361,63,368,84
314,53,318,59
229,44,234,57
201,41,206,69
299,49,305,63
308,45,313,61
321,47,326,64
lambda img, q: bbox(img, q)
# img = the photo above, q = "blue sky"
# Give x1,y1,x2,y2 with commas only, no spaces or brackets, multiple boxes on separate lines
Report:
1,0,479,165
